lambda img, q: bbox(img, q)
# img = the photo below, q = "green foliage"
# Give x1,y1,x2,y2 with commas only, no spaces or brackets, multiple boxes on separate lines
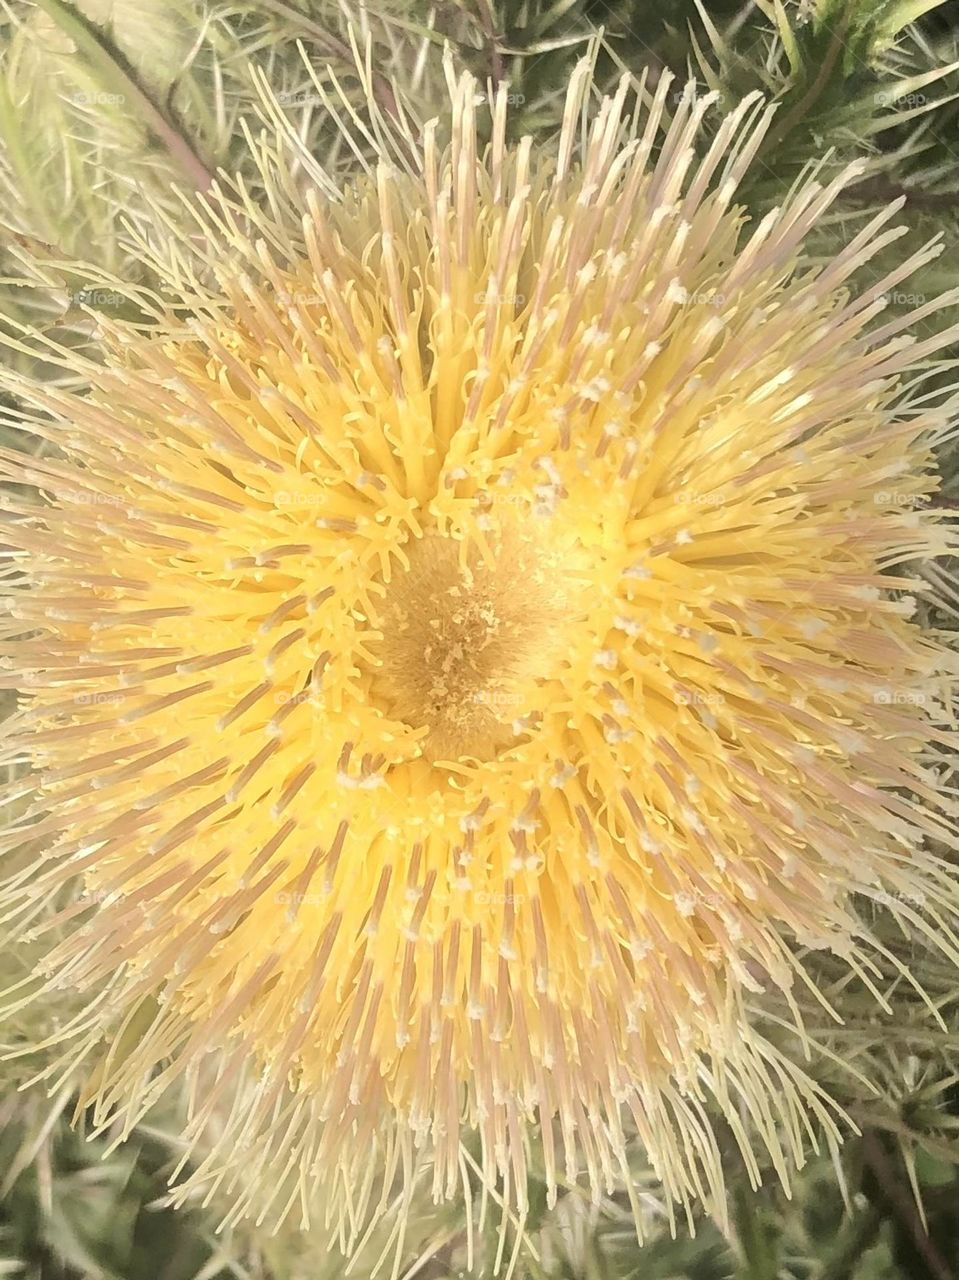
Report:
0,1093,257,1280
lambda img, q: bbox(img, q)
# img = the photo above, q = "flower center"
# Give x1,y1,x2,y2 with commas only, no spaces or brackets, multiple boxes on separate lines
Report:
368,528,570,762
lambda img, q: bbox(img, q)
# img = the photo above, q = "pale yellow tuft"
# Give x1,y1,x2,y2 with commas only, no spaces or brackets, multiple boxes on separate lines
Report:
1,57,958,1257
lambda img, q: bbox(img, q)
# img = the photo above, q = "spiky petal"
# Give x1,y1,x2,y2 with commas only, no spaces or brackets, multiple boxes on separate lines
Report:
1,62,958,1246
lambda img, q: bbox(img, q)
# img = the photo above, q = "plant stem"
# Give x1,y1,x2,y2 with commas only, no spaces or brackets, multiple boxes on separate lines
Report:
475,0,505,85
814,1202,884,1280
30,0,216,192
861,1131,954,1280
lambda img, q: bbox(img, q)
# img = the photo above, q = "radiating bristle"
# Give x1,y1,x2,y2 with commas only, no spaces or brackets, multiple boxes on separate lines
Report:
1,51,957,1261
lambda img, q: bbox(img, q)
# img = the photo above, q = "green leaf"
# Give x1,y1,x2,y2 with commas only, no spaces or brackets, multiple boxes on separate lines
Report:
732,1184,781,1280
29,0,213,189
871,0,957,50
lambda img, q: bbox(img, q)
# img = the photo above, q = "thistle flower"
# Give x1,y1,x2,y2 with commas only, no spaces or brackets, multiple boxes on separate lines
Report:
2,59,958,1251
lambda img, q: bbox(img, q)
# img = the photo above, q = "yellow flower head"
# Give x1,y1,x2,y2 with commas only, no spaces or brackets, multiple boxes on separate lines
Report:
2,60,958,1243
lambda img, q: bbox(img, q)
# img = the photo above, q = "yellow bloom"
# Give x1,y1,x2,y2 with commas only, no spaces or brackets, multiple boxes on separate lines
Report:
2,61,957,1245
